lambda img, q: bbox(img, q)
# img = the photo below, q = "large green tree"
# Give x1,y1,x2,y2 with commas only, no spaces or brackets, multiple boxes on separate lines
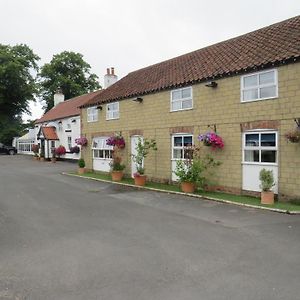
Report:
0,44,39,144
39,51,101,112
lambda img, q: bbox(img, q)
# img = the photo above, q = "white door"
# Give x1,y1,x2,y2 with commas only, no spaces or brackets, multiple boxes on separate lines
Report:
242,131,278,193
131,135,143,177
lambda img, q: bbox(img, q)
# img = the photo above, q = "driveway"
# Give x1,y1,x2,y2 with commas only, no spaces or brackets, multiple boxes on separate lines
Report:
0,155,299,300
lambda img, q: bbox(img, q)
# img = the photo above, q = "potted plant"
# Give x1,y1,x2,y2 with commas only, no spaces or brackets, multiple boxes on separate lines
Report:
32,144,39,160
110,151,126,181
70,145,80,154
78,158,85,175
285,129,300,143
198,132,224,150
259,168,275,204
132,138,157,186
174,147,220,193
75,136,88,146
55,145,66,159
39,149,45,161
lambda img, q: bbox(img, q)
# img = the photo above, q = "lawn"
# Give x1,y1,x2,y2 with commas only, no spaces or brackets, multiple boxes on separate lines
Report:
70,171,300,212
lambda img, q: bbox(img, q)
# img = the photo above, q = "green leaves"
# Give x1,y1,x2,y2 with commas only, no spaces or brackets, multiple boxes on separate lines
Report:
39,51,101,112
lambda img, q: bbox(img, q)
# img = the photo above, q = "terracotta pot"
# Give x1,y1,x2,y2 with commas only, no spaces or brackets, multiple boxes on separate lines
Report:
33,156,38,160
51,157,56,163
134,175,146,186
261,191,274,205
78,167,85,175
181,182,196,193
111,171,123,181
40,157,45,162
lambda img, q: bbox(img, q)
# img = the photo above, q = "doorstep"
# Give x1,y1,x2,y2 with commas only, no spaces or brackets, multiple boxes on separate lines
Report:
62,172,300,215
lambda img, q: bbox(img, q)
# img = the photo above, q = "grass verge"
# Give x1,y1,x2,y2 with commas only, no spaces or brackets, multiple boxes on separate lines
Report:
68,171,300,212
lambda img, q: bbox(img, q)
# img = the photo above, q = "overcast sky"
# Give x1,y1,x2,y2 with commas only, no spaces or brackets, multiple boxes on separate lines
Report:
1,0,299,121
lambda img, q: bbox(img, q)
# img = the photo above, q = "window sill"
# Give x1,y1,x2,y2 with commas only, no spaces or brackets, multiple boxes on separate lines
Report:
240,96,278,103
170,107,193,113
241,162,278,166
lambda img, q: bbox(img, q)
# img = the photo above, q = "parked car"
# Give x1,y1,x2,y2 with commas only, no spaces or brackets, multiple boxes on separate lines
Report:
0,143,17,155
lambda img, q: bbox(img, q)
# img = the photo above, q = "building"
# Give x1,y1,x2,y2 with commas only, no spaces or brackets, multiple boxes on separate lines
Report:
35,89,103,159
80,16,300,200
16,129,35,155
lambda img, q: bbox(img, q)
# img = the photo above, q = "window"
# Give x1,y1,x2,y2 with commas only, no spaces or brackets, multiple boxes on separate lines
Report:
106,102,119,120
171,87,193,111
172,134,193,159
17,141,34,152
87,106,98,122
67,124,71,129
58,122,63,131
92,137,113,159
243,132,277,164
241,69,278,102
67,136,72,150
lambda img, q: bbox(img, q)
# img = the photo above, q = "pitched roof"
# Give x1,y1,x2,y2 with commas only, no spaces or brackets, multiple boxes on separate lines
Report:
40,127,59,140
36,90,103,123
84,15,300,108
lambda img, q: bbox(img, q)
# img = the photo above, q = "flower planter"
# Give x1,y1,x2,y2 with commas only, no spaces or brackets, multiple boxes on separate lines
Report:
51,157,56,163
40,157,45,162
78,167,85,175
134,175,146,186
111,171,123,181
261,191,274,205
181,182,196,193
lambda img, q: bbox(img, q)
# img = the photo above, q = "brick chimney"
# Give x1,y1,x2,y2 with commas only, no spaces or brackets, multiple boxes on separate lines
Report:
54,88,65,106
104,67,118,88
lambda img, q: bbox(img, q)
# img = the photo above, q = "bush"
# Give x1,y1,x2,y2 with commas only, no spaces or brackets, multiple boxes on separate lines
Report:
259,169,275,191
78,158,85,168
70,146,80,154
55,145,66,156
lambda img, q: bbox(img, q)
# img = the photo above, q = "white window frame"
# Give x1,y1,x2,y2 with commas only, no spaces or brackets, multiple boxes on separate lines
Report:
87,106,98,122
170,87,193,112
106,102,119,120
58,122,63,131
242,131,278,166
241,69,278,102
92,137,113,160
171,134,194,160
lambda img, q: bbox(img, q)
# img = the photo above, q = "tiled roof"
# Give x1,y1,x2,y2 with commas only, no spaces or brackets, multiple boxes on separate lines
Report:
36,90,103,123
42,127,59,140
84,15,300,107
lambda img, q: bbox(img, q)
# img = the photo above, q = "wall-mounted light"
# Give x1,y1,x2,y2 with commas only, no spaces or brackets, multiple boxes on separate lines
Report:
205,81,218,88
71,119,76,123
294,118,300,128
97,105,103,110
132,97,143,103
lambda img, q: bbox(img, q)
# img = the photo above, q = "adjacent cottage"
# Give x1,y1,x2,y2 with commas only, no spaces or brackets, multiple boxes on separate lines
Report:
80,16,300,200
35,89,103,159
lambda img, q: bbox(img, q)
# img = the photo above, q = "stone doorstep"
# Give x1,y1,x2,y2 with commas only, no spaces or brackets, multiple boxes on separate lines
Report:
62,172,300,215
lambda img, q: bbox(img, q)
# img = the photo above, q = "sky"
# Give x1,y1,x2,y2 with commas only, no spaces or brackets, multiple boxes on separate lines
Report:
1,0,299,121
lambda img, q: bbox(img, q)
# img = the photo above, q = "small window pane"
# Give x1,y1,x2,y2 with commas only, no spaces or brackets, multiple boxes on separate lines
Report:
261,150,276,163
245,134,259,146
244,150,259,162
172,90,181,100
173,149,182,159
261,133,276,147
243,89,258,101
182,88,191,98
259,71,274,85
182,99,192,109
172,101,181,111
184,148,193,159
183,136,192,147
244,75,257,87
174,137,182,147
260,86,276,98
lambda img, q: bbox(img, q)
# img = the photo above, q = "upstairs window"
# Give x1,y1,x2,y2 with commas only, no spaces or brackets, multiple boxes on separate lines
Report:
241,69,278,102
106,102,119,120
87,106,98,122
171,87,193,111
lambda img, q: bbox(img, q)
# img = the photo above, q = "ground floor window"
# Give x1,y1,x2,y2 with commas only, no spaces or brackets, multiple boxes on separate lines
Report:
92,137,113,159
172,134,193,159
18,141,34,152
243,131,277,164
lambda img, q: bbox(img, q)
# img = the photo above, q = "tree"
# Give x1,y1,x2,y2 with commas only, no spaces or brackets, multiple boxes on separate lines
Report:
0,44,40,144
39,51,101,112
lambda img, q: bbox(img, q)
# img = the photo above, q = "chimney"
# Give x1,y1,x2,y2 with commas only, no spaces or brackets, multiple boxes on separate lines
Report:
104,67,118,89
54,88,65,106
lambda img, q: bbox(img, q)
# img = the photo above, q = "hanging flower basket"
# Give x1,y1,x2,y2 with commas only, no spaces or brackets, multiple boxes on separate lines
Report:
106,132,125,148
75,137,88,146
285,129,300,143
198,132,224,150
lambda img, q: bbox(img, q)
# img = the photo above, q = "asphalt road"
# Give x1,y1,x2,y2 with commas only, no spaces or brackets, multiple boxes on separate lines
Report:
0,155,299,300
